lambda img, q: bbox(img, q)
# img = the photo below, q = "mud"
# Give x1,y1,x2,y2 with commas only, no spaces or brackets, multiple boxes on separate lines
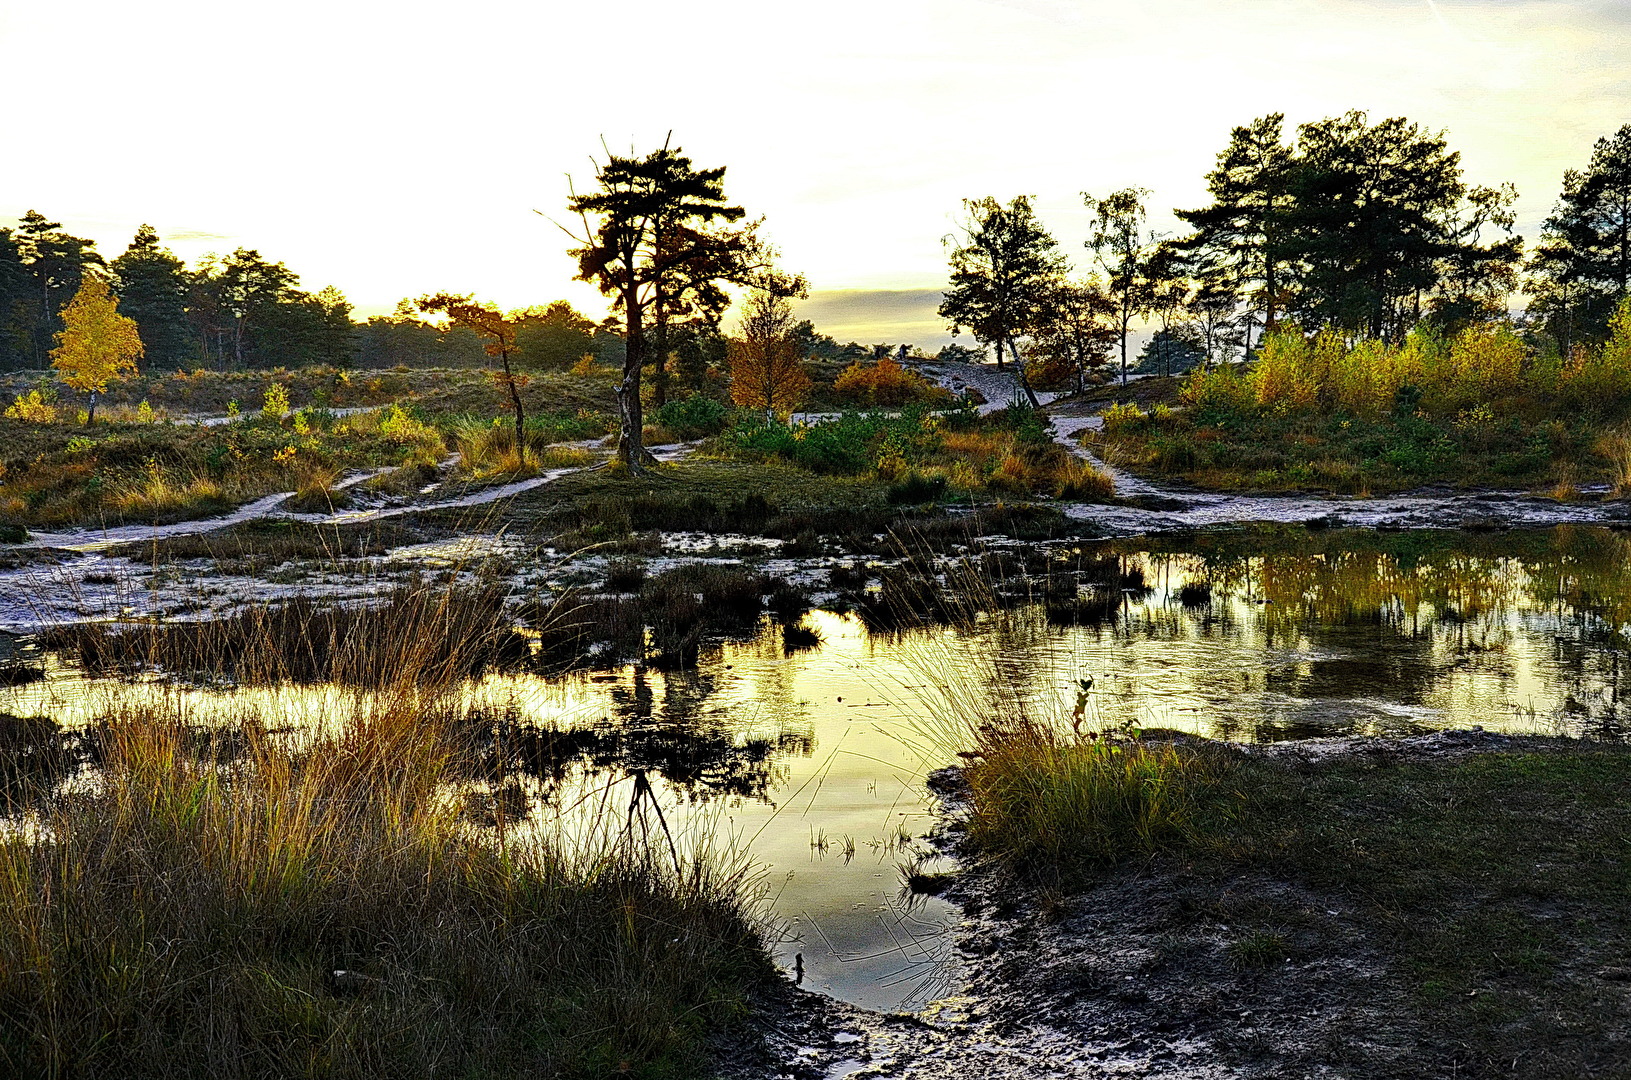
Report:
731,730,1578,1079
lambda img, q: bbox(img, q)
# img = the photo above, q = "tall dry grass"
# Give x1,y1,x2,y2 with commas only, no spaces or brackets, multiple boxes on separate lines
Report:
1,584,773,1079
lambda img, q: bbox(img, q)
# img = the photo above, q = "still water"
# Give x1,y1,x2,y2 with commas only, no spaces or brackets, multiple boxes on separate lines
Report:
6,526,1630,1011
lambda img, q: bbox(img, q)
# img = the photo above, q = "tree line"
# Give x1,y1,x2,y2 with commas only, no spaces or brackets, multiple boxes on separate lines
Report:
0,214,635,374
940,112,1631,386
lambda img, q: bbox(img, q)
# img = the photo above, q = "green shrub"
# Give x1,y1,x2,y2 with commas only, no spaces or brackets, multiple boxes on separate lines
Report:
886,471,949,505
651,396,730,440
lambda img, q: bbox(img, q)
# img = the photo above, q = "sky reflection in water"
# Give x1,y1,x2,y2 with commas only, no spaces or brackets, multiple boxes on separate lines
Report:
7,526,1631,1010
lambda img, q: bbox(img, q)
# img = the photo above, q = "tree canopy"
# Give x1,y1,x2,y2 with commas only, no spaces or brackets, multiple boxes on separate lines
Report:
566,145,748,467
51,274,143,422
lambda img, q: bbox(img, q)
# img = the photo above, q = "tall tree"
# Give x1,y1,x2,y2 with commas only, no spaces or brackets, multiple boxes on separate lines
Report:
110,225,197,369
1285,112,1475,339
1085,188,1155,385
1428,182,1522,335
565,145,747,468
650,219,758,407
729,269,811,417
0,230,33,371
13,211,104,367
938,195,1063,407
1141,243,1194,377
516,300,596,370
418,294,528,461
1174,113,1296,351
1188,272,1244,369
1026,276,1117,392
51,275,143,423
187,249,300,368
1527,124,1631,351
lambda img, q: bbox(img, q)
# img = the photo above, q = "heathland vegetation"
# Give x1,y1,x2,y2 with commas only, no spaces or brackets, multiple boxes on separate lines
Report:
8,114,1631,1079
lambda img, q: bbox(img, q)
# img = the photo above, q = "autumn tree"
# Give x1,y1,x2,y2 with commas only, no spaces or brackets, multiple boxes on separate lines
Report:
418,294,529,461
1026,276,1117,392
729,269,810,416
1086,188,1156,385
565,145,748,468
939,195,1063,409
51,275,143,423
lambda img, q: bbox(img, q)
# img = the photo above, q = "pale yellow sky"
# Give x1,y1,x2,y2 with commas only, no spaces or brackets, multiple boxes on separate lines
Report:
3,0,1628,346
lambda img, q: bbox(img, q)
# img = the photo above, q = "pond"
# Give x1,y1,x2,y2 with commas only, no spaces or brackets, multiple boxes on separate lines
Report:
4,525,1629,1012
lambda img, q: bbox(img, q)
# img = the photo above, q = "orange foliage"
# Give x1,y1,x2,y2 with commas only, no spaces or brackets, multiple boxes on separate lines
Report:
832,357,947,407
729,338,810,415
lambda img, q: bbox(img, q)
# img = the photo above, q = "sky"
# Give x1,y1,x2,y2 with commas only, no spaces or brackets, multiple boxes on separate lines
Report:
3,0,1629,348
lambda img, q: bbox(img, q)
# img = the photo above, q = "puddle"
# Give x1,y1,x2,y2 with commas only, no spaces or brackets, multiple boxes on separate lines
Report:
6,526,1631,1013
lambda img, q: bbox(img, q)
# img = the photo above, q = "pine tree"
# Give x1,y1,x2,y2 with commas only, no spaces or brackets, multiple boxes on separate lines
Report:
51,275,143,423
1174,114,1295,350
14,211,103,367
566,145,748,468
1528,124,1631,351
0,230,33,371
111,225,197,369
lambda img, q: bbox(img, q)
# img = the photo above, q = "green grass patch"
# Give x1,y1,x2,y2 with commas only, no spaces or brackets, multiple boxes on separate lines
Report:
951,727,1631,1075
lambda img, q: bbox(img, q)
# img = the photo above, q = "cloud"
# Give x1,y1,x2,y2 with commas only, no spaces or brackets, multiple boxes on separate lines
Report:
795,289,952,347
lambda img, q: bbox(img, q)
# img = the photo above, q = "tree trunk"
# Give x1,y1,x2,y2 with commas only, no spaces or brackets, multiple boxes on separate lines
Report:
1119,310,1130,386
652,285,669,409
1006,336,1041,409
86,389,98,425
500,351,527,465
617,293,657,469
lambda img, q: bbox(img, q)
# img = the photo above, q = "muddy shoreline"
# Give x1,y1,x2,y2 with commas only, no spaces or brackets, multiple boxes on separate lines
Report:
731,730,1627,1080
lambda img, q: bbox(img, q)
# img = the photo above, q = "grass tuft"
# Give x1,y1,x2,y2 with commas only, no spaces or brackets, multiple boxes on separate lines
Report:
959,721,1239,882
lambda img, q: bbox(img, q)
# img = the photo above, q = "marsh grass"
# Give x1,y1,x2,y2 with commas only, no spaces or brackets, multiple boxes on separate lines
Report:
43,585,529,687
1,583,775,1079
957,721,1239,882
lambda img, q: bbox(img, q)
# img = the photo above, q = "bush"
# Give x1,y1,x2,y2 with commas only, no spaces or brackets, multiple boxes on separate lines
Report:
832,357,949,407
886,471,949,505
651,396,730,440
1179,364,1255,419
1100,401,1146,436
4,387,58,424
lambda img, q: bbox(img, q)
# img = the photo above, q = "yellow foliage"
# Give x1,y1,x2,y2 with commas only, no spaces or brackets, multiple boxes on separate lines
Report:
1242,323,1570,419
1249,331,1317,412
1563,298,1631,409
1100,402,1146,435
262,383,290,418
5,389,59,423
50,276,143,395
1179,364,1255,414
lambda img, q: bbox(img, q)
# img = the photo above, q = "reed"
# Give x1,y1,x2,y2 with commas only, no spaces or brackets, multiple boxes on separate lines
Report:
3,586,773,1078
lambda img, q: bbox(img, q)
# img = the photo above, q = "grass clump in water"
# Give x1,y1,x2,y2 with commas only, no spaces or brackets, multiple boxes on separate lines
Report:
960,722,1239,883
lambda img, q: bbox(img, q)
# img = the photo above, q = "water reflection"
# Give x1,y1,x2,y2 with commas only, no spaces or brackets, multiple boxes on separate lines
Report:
6,527,1631,1011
